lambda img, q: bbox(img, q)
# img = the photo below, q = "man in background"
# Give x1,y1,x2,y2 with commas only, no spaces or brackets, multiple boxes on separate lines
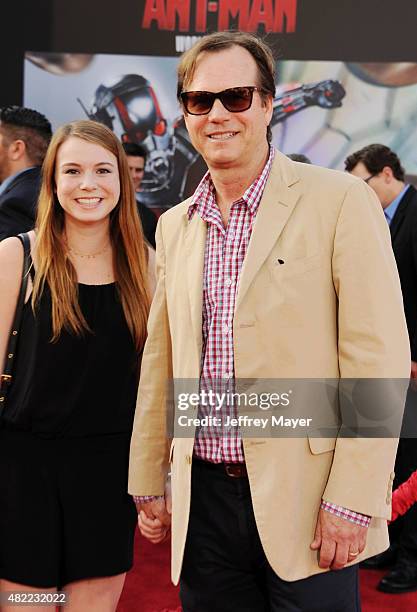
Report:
346,144,417,594
122,142,157,248
0,105,52,241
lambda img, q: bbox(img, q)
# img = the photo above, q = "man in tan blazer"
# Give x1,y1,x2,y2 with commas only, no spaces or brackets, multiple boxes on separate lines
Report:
129,32,410,611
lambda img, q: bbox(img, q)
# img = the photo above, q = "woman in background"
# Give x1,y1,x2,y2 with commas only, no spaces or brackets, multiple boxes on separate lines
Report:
0,120,150,611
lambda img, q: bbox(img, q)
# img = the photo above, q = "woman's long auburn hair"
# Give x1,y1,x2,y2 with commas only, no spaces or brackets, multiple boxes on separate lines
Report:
32,120,151,350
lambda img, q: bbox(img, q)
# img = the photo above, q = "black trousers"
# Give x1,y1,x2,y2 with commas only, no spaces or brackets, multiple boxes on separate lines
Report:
180,459,360,612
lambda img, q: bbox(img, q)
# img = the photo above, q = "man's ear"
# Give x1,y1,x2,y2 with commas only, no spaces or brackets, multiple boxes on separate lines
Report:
382,166,394,182
263,94,273,125
8,139,27,162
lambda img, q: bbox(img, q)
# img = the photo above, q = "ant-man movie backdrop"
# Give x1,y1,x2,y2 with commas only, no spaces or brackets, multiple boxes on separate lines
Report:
24,51,417,211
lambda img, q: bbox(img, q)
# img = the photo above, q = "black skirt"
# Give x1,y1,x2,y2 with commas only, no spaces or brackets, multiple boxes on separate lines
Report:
0,429,137,588
0,281,141,587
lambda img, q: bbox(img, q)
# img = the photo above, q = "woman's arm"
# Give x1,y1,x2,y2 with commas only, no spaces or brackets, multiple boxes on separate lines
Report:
0,237,25,374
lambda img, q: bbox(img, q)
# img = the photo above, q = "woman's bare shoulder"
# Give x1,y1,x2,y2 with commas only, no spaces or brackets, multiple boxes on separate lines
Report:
0,237,24,271
0,231,35,271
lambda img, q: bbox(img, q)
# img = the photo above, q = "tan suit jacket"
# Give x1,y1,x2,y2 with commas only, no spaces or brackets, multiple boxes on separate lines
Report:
129,152,410,583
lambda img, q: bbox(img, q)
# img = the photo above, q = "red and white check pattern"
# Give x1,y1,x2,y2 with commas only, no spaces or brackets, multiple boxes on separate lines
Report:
321,501,371,527
188,147,274,463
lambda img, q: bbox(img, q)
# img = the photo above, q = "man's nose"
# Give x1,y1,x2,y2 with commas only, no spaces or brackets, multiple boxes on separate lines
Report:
207,97,230,121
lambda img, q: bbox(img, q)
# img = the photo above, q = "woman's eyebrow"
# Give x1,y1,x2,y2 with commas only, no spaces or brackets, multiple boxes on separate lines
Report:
60,161,115,167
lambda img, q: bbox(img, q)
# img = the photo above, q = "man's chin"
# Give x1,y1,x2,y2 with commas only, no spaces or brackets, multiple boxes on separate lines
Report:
206,150,241,169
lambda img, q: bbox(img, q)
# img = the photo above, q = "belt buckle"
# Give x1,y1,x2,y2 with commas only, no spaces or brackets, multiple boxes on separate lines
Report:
225,463,244,478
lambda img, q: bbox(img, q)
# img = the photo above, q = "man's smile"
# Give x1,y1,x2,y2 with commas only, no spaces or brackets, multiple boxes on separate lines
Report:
207,131,238,140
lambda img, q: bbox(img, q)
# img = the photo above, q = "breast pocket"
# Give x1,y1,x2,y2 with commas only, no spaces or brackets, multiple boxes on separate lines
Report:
271,252,325,280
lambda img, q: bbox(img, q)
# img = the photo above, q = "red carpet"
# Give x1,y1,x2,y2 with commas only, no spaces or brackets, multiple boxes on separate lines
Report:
360,568,417,611
118,532,180,612
118,531,417,611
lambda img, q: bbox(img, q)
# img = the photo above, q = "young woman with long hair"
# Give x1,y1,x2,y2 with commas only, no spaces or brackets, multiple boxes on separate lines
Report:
0,120,151,611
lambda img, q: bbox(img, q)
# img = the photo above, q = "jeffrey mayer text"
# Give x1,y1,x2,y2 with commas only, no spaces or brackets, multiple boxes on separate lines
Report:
178,415,313,429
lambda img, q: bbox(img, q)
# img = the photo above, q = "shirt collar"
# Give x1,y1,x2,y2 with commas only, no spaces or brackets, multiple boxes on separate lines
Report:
0,167,36,197
188,146,275,222
384,184,409,225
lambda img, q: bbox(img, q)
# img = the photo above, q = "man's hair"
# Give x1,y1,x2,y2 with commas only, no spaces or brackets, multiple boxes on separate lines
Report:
177,31,276,143
0,105,52,166
122,142,147,162
344,144,405,181
287,153,311,164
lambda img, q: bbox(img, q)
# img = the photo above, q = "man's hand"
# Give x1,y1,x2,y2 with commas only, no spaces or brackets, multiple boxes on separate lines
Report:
310,508,368,570
138,510,169,544
136,482,172,544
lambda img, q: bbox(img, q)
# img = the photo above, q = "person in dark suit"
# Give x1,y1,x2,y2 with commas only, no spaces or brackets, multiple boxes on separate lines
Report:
346,143,417,593
0,106,52,241
122,142,157,249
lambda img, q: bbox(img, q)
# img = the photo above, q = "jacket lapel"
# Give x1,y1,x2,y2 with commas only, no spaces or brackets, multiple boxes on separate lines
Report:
184,210,206,354
235,153,302,311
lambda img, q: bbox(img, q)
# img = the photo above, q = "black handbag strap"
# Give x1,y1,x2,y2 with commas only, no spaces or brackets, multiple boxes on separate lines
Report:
0,232,32,413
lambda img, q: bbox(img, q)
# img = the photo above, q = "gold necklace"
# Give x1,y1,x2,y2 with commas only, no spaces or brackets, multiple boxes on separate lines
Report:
67,243,110,259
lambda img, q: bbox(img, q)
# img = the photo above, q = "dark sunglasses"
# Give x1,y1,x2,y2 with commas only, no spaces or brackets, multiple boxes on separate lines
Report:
180,86,263,115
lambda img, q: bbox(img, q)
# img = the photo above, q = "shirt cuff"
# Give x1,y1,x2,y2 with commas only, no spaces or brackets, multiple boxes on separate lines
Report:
133,495,164,504
321,500,371,527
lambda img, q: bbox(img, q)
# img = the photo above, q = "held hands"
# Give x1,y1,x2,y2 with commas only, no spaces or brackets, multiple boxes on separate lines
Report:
136,481,172,544
310,509,367,570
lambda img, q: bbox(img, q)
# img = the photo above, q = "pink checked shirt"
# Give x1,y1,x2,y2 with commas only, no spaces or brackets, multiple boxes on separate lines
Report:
188,147,274,463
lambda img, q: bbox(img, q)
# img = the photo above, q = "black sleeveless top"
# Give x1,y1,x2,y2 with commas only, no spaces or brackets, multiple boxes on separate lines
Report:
3,274,140,439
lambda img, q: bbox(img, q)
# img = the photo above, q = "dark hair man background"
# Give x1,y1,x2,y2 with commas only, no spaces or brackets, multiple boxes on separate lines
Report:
346,144,417,594
0,106,52,241
122,142,157,249
345,144,406,208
